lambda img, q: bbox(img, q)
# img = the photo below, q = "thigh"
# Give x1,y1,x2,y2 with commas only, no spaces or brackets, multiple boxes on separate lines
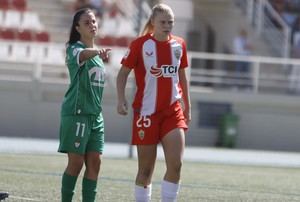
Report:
86,113,105,154
136,145,157,170
58,115,92,154
161,128,185,166
132,113,160,145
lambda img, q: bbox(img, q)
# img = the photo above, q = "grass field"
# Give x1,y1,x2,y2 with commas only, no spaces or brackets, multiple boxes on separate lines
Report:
1,153,300,202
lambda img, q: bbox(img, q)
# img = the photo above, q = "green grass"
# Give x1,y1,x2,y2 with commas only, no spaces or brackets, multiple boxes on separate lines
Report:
1,153,300,201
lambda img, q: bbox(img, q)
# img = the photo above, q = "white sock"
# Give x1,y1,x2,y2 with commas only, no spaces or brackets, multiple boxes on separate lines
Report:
135,184,152,202
161,180,180,202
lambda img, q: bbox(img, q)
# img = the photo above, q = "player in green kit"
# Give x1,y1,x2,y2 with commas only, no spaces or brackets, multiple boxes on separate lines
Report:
58,8,111,202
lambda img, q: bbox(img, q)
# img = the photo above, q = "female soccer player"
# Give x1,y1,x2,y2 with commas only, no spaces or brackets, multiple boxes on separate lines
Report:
58,8,110,202
116,3,191,202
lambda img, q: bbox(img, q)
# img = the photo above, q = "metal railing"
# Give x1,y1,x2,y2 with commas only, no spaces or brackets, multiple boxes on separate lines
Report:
1,40,300,95
189,51,300,94
238,0,291,57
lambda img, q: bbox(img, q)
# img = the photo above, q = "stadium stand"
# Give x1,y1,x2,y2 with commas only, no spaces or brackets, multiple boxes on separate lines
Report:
0,0,10,10
11,0,27,11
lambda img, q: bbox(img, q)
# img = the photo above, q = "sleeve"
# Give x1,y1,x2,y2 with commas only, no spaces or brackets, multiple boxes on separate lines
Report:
120,39,139,69
179,39,188,69
66,44,85,68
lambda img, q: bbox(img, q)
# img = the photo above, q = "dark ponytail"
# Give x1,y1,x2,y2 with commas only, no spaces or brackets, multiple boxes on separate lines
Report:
67,8,93,45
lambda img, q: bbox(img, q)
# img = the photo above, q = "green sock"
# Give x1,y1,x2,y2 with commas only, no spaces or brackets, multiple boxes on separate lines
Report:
61,172,78,202
82,178,97,202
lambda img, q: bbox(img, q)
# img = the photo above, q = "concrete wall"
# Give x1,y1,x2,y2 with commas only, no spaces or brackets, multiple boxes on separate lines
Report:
1,80,300,152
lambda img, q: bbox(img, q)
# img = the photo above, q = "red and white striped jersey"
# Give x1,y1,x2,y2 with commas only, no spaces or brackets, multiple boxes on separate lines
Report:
121,33,188,116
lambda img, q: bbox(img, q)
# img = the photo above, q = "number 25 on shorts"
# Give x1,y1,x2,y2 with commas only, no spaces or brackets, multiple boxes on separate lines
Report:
136,116,151,128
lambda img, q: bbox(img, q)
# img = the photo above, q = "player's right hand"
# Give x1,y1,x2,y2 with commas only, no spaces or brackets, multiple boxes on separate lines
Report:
98,48,111,60
117,100,128,115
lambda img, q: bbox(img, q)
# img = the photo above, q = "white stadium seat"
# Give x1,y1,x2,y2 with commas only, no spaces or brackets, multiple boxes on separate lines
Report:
21,11,44,31
3,10,22,29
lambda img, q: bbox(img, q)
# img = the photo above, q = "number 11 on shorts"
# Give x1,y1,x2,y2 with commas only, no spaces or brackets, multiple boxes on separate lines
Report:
75,122,85,137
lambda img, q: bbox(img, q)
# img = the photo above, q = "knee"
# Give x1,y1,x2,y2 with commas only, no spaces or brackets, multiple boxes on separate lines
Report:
138,167,153,181
86,156,101,173
169,160,182,174
67,158,84,175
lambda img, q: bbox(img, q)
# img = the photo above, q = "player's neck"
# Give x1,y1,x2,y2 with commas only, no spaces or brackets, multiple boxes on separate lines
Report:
152,33,170,42
80,38,94,48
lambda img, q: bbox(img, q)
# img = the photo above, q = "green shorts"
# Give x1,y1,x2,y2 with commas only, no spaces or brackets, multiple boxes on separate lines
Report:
58,113,104,154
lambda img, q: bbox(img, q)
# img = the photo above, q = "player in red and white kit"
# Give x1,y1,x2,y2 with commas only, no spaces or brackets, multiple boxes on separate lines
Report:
116,3,191,202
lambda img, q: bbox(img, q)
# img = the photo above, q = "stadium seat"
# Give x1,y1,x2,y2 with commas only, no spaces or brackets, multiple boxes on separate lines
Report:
11,0,27,11
0,10,4,27
16,29,33,41
34,31,50,42
115,36,130,47
97,36,115,46
0,28,16,40
29,43,46,60
21,11,44,31
3,10,22,28
11,42,31,62
0,0,9,10
0,41,12,61
43,45,65,65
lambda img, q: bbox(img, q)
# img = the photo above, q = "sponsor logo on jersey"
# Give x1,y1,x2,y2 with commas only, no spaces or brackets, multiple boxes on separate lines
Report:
138,129,145,140
150,65,178,78
89,67,105,87
145,51,153,57
150,65,163,77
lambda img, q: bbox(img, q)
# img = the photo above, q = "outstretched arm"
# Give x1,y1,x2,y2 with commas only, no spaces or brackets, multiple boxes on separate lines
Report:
79,48,111,63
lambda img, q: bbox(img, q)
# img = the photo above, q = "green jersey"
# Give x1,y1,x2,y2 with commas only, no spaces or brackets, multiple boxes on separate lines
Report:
61,41,105,116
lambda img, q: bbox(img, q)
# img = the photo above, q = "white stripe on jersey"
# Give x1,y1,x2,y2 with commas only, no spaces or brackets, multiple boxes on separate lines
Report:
141,39,157,116
170,39,183,104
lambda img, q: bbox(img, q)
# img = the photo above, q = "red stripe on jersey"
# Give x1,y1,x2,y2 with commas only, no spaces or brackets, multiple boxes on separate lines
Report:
156,40,172,112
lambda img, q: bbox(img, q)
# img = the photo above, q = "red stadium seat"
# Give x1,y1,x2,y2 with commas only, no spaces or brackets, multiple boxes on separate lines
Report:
16,29,33,41
115,36,130,47
97,36,115,46
0,28,16,40
0,0,10,10
35,31,50,42
11,0,27,11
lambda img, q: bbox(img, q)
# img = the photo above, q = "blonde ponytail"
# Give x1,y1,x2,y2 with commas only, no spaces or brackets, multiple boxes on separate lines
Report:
140,18,154,36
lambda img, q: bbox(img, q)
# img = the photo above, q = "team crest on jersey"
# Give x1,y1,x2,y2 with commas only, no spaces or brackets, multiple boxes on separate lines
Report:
138,129,145,140
72,48,80,57
74,140,80,148
174,49,182,60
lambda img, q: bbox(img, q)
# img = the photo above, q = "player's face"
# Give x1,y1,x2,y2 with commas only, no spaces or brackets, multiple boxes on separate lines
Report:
76,12,98,39
152,11,174,40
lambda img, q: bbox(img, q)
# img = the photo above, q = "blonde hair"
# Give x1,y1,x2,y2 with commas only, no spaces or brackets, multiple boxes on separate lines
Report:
140,3,174,36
